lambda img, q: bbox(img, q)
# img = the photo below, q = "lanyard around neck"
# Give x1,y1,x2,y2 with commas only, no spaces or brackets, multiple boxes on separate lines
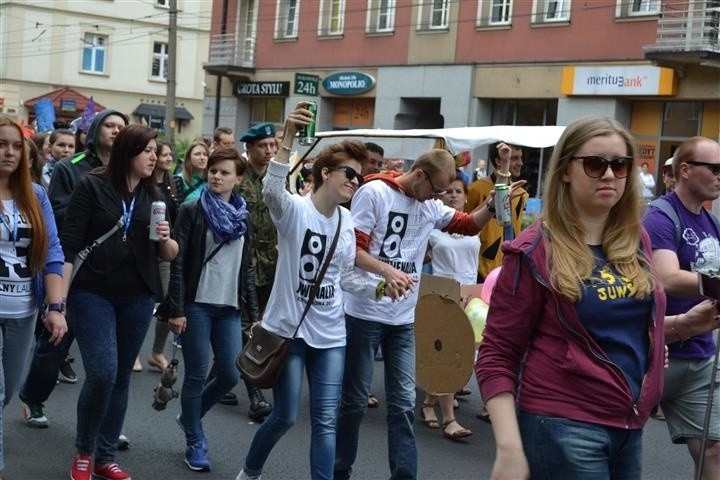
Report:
121,195,136,242
0,201,18,245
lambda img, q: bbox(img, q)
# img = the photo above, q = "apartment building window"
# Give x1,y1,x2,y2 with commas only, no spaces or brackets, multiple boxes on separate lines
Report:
319,0,345,36
81,33,107,74
615,0,659,18
477,0,512,27
251,98,284,123
277,0,300,39
418,0,450,30
151,42,169,80
156,0,168,7
532,0,570,23
366,0,395,33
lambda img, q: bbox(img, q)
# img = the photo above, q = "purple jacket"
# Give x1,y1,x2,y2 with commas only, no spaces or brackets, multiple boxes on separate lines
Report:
476,221,666,430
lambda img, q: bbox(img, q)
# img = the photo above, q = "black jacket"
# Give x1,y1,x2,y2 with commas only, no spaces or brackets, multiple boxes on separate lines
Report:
168,200,260,325
61,174,164,300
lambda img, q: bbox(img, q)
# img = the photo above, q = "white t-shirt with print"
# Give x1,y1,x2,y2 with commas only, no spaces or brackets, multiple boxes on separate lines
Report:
260,160,375,348
0,199,35,318
344,180,456,326
428,230,480,285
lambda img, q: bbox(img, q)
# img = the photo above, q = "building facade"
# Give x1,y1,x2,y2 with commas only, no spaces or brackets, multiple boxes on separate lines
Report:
0,0,211,140
203,0,720,196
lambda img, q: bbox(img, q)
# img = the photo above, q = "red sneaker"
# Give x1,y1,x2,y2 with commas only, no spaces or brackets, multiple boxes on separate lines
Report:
70,454,92,480
93,463,132,480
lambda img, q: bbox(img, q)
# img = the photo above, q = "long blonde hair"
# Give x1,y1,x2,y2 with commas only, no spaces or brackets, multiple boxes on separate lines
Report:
542,116,653,301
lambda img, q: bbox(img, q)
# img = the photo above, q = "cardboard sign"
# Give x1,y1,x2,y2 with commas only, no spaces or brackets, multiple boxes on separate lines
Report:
415,274,480,395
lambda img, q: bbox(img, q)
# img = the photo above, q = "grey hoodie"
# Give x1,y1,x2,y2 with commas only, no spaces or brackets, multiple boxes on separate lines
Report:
47,109,128,230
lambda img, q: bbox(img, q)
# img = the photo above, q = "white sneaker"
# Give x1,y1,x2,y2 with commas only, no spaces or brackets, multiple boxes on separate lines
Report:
236,470,261,480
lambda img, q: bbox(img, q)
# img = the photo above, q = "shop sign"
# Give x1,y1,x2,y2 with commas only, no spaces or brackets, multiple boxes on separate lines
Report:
322,71,375,95
294,73,319,96
561,66,677,96
234,81,290,97
61,99,77,111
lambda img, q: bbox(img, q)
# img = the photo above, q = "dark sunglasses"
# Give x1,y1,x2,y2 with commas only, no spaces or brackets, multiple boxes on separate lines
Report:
686,161,720,176
571,155,633,179
329,166,364,185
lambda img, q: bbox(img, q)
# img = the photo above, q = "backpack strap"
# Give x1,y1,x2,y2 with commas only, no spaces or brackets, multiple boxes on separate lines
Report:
647,197,682,248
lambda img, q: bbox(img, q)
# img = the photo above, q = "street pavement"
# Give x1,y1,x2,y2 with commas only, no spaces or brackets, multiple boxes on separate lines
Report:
5,336,694,479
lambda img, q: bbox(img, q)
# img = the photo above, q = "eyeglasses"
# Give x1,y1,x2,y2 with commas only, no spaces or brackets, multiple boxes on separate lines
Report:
570,155,633,179
420,169,448,196
329,166,364,185
685,161,720,176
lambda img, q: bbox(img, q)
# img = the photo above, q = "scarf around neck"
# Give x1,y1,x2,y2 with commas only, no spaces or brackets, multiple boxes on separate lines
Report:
199,186,249,245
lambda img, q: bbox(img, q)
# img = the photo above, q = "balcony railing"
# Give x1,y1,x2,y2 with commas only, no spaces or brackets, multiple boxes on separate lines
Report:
643,3,720,55
206,33,255,69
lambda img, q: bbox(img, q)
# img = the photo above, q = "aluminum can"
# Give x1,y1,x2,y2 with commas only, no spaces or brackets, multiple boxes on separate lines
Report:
149,200,166,241
298,100,317,146
494,184,512,226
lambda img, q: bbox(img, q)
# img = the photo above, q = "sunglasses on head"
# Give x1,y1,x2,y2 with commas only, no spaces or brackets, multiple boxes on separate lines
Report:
329,166,364,185
685,160,720,176
571,155,633,179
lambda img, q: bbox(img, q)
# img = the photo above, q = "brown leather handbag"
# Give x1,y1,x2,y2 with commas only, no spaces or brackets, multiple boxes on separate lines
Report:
236,209,341,389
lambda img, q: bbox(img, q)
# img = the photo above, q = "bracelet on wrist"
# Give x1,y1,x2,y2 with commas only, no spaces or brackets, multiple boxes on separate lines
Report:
496,170,511,178
671,314,688,343
485,199,496,214
280,144,292,152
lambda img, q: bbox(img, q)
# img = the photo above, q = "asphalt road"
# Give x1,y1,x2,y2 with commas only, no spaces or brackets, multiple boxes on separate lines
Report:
4,335,694,479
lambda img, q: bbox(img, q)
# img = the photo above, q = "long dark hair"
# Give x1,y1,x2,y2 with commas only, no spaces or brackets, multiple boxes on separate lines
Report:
101,125,159,198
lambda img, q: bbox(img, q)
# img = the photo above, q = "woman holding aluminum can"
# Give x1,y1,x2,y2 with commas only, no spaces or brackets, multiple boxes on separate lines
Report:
62,125,178,480
166,147,259,473
475,117,717,480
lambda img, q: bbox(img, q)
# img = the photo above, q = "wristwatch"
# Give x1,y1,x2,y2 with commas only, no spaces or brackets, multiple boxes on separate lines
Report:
47,302,66,314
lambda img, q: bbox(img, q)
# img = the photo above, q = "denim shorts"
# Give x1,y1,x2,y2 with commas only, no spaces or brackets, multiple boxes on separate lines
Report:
661,356,720,444
518,411,643,480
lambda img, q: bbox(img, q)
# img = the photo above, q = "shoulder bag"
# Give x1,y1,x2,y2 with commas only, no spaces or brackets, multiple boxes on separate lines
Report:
236,208,342,389
70,217,124,284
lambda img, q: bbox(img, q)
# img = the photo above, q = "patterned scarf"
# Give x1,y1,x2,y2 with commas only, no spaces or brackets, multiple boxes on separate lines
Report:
199,186,249,245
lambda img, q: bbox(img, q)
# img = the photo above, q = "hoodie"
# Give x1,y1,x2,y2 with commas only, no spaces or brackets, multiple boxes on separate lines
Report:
476,221,666,430
47,109,128,230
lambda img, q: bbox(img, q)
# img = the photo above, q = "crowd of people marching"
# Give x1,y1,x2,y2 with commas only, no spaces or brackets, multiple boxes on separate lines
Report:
0,100,719,480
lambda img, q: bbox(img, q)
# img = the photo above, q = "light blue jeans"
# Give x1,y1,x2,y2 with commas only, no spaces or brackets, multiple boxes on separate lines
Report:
334,315,416,480
0,313,36,472
68,291,154,466
179,303,241,447
518,411,643,480
244,338,345,480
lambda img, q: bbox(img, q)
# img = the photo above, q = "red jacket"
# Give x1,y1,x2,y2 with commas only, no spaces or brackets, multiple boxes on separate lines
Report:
475,221,666,430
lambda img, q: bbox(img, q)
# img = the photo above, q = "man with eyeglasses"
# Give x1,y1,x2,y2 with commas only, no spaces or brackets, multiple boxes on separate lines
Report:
643,136,720,479
334,148,501,480
466,142,529,282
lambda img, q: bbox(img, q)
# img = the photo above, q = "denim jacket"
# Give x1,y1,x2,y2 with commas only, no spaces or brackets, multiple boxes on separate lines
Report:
32,183,65,307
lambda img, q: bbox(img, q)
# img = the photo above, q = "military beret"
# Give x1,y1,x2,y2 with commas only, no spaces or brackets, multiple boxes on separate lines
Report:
240,122,276,142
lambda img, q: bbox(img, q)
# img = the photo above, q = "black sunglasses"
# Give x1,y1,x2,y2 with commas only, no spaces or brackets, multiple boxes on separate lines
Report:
571,155,633,179
686,161,720,176
329,166,364,185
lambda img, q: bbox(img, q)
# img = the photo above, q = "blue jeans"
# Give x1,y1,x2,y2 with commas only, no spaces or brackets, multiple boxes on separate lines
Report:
334,315,416,480
20,314,74,404
244,339,345,480
179,303,241,446
518,411,643,480
68,291,154,465
0,313,36,471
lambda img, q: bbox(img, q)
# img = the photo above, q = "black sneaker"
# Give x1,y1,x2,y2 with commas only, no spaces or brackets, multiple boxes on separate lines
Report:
59,356,78,384
20,399,48,428
219,392,239,406
247,387,272,421
117,433,130,450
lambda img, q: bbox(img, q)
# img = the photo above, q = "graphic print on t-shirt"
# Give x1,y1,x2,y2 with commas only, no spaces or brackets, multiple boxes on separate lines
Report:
379,211,407,259
0,208,32,295
296,228,336,306
683,228,720,275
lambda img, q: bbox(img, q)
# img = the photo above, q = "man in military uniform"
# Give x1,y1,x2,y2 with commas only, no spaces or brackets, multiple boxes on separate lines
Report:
235,122,279,421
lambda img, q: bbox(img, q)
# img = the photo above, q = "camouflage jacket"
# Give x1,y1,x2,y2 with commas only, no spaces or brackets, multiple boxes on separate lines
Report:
238,166,278,287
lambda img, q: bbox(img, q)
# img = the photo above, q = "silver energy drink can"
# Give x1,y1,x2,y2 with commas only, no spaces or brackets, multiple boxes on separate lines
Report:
494,184,512,226
149,200,166,241
298,100,317,146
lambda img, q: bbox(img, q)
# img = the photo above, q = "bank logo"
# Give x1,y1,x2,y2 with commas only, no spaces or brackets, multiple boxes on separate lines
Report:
379,211,407,259
299,229,327,281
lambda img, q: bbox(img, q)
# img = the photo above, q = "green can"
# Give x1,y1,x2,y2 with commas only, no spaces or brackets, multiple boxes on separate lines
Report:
299,100,317,146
